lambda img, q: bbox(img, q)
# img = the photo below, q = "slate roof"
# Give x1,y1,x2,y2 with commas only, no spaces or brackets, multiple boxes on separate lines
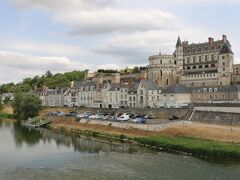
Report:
109,83,128,91
182,39,231,55
192,85,240,93
219,42,234,54
176,36,181,47
142,80,160,90
128,82,140,93
162,85,190,94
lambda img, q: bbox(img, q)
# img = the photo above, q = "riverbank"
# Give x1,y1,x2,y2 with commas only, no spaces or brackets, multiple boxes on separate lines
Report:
46,117,240,160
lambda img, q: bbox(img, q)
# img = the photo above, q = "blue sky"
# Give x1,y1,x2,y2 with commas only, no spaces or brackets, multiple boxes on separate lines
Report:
0,0,240,83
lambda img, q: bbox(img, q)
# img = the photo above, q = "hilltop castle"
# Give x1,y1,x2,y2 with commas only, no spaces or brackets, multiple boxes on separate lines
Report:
147,35,234,87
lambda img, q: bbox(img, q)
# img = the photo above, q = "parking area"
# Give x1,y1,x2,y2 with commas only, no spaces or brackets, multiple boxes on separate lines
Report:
46,110,177,125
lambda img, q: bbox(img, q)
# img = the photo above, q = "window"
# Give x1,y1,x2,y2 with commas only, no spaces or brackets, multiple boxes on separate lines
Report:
205,55,208,61
223,68,225,71
199,56,202,62
222,62,225,66
193,57,196,63
222,56,225,59
211,54,214,61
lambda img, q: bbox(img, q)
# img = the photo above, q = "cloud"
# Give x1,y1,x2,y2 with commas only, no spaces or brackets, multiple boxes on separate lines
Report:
54,9,177,35
0,41,86,56
97,64,120,70
12,0,114,11
12,0,177,35
0,50,89,83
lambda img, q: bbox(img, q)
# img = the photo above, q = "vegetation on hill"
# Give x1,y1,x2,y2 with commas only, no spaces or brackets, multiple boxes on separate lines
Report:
0,70,86,93
97,69,118,73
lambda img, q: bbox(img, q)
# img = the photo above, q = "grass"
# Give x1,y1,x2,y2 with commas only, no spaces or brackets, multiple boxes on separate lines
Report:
0,113,16,119
135,136,240,160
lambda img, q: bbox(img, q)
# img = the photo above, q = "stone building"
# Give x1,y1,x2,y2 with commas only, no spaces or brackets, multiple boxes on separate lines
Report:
181,35,234,87
147,35,235,88
191,85,240,104
232,64,240,85
147,54,181,87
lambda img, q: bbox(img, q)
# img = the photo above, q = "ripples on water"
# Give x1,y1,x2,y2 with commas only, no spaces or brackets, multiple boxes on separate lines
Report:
0,120,240,180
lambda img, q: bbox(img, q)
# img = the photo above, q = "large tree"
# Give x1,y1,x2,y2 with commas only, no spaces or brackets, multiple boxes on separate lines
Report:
12,93,42,120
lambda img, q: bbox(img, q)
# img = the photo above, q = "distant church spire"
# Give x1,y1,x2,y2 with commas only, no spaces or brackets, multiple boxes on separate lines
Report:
176,36,181,47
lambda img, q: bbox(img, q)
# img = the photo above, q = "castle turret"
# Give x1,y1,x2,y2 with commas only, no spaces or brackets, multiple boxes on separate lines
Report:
218,41,234,85
174,36,183,69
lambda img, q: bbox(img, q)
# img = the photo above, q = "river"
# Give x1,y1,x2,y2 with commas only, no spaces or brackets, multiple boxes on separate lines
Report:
0,120,240,180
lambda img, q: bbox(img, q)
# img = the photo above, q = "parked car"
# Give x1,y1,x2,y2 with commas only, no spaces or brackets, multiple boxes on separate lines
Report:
48,111,64,116
126,113,135,119
76,112,93,121
169,115,179,121
56,111,65,116
117,113,130,121
132,117,147,124
65,111,78,117
89,113,105,119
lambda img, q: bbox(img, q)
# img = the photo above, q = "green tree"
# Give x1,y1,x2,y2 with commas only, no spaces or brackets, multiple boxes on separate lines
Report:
12,93,42,120
0,96,3,111
45,70,53,78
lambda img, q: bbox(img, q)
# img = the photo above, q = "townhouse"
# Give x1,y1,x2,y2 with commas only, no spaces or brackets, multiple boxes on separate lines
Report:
160,85,191,108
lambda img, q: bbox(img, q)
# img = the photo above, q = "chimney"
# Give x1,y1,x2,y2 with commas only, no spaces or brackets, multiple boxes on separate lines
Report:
222,34,227,42
208,37,214,44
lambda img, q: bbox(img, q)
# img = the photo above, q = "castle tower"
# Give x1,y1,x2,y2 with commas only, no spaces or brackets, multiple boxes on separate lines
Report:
218,41,234,86
174,36,183,69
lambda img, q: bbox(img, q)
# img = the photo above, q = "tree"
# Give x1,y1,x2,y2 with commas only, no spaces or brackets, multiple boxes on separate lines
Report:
133,67,140,73
12,93,42,120
45,70,53,78
0,96,3,111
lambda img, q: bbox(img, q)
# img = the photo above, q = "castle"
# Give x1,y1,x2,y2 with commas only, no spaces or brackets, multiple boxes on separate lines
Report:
147,35,234,88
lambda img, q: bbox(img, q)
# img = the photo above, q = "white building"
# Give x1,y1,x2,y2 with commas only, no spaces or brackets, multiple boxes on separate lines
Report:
37,87,65,107
160,85,191,108
137,80,161,108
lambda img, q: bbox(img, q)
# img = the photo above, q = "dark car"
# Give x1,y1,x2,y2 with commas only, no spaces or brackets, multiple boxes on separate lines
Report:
169,115,179,120
66,111,78,117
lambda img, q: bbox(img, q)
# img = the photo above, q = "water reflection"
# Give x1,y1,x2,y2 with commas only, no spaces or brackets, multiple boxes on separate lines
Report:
40,129,141,154
10,121,142,155
12,122,42,148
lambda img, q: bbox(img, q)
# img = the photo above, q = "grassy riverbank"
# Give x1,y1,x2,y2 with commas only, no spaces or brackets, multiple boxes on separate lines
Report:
135,136,240,160
47,119,240,160
0,113,15,119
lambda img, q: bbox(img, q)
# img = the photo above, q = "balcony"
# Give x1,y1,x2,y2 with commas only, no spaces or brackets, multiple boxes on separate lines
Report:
184,67,218,75
184,60,217,66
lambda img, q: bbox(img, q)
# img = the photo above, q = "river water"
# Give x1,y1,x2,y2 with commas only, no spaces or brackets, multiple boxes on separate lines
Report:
0,120,240,180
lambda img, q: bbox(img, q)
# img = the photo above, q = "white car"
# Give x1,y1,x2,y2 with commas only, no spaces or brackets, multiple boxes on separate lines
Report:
117,114,130,121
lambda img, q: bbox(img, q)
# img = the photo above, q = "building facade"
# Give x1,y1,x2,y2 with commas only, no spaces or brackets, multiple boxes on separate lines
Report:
147,35,235,88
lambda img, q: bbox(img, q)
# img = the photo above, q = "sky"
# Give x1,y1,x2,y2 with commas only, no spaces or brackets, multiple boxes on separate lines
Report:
0,0,240,84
